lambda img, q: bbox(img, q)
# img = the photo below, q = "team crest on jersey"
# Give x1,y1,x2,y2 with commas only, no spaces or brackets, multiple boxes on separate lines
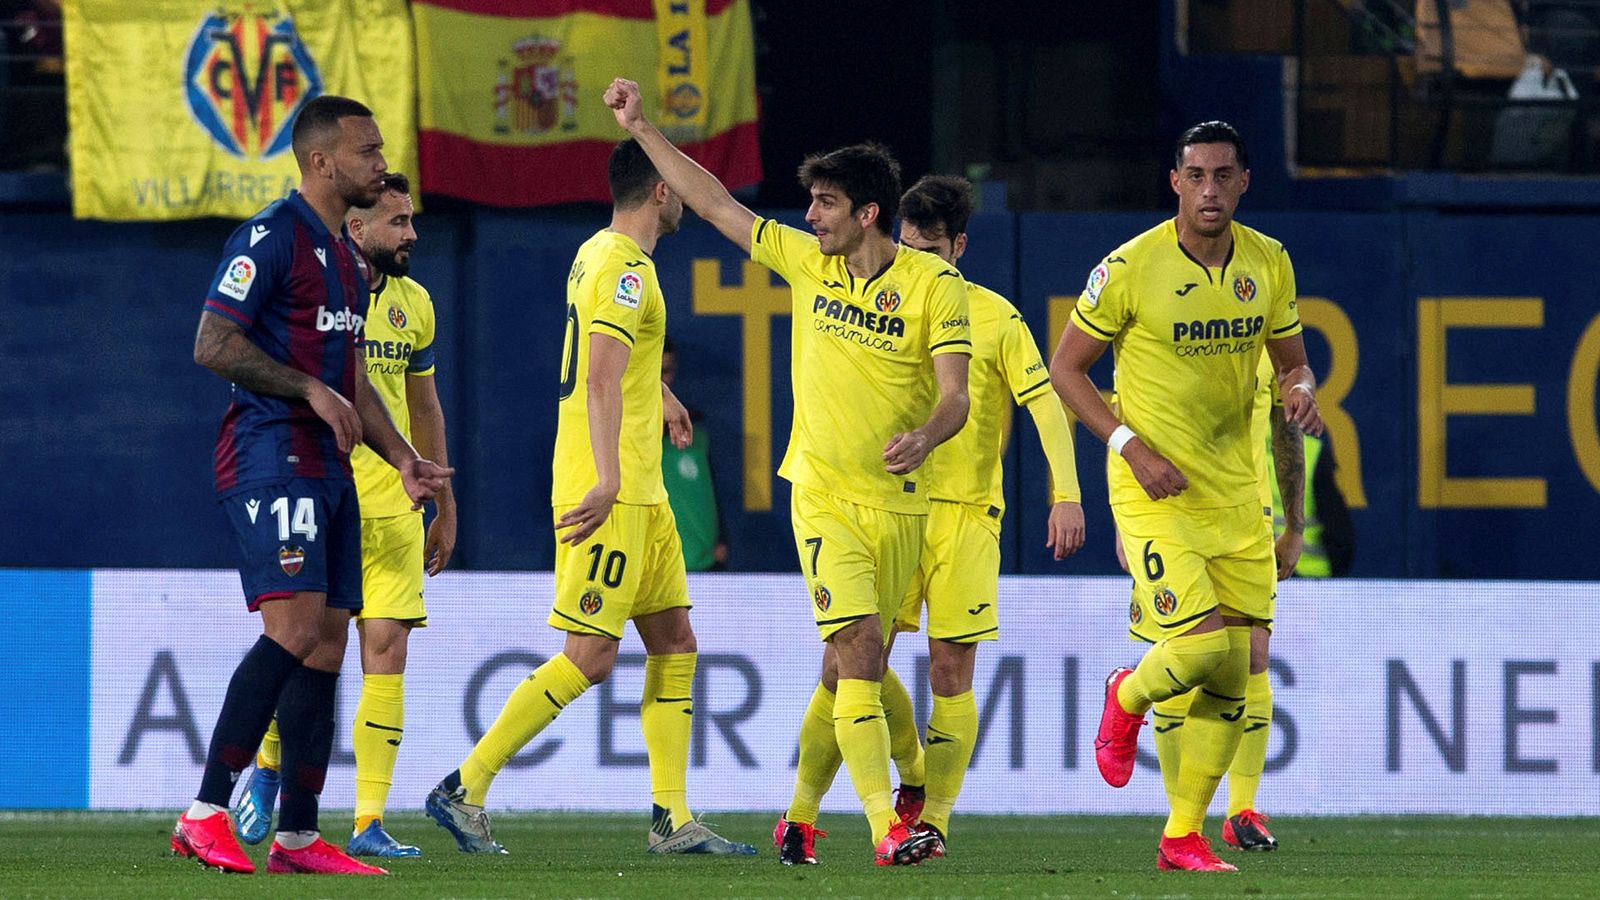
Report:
1084,263,1110,308
1233,273,1258,304
579,590,604,616
388,305,407,329
183,5,323,160
813,585,832,612
873,287,902,313
278,546,306,577
1129,598,1143,625
614,271,644,308
218,255,256,301
1153,586,1179,617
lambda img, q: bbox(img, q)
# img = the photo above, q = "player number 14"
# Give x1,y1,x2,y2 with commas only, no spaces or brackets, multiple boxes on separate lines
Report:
271,497,319,543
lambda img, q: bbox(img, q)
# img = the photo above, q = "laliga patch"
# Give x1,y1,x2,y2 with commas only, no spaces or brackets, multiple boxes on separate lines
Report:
613,271,644,309
218,255,256,301
278,545,306,577
1083,263,1110,308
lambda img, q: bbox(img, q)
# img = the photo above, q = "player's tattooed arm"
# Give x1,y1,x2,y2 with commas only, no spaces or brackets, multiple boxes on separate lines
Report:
1271,403,1306,579
605,77,757,252
193,310,316,399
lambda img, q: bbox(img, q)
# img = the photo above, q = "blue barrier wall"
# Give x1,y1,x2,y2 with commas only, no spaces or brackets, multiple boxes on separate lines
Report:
3,208,1597,576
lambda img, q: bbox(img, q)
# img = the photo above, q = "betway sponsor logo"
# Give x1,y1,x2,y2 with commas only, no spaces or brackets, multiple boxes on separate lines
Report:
316,306,365,334
812,295,906,338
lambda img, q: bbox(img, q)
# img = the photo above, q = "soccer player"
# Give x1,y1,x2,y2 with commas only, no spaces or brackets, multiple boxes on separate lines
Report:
1127,352,1304,851
423,138,753,858
1050,121,1323,873
234,172,454,859
777,175,1088,862
173,95,452,877
606,77,972,867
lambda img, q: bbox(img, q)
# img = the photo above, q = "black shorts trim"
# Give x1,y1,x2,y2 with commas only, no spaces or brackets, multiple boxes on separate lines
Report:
932,626,999,644
815,613,874,628
550,608,621,640
1158,605,1218,630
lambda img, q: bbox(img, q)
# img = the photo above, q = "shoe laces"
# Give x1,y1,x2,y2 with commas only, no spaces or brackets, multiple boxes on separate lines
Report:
1236,809,1270,826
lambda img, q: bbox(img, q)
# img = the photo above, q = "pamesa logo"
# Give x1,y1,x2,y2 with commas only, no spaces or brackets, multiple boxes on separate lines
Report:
183,5,323,160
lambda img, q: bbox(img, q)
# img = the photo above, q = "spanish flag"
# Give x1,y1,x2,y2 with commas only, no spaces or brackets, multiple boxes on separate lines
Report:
64,1,416,222
415,0,761,206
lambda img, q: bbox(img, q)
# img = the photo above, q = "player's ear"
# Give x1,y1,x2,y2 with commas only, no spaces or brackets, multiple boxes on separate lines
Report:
1169,169,1181,196
1239,169,1250,195
952,233,968,261
857,201,879,230
653,179,670,205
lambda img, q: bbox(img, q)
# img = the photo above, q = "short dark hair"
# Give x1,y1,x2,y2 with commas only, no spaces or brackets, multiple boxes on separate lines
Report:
380,172,410,195
609,139,663,209
797,143,902,235
1174,121,1249,171
899,175,975,240
290,94,374,161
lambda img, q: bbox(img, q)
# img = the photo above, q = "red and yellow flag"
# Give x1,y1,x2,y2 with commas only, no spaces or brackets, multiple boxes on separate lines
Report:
414,0,761,206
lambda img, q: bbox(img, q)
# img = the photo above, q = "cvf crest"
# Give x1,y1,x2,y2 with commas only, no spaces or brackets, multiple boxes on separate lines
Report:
183,5,323,160
873,287,902,313
1233,273,1258,304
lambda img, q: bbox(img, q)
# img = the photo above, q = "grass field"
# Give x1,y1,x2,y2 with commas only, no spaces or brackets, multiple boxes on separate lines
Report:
2,811,1596,898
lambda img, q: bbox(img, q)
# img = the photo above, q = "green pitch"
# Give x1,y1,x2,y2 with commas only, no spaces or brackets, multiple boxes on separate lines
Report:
2,811,1596,898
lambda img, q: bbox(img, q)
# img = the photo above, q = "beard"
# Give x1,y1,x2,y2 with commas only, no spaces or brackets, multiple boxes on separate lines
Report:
336,168,383,209
365,243,413,278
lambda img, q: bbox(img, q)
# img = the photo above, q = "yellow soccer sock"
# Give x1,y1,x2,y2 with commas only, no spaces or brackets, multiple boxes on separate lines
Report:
1227,669,1273,817
460,652,591,806
788,683,842,826
1152,690,1195,799
257,718,282,771
921,690,977,837
1164,626,1251,838
642,652,696,830
834,678,896,842
1117,627,1231,714
352,673,405,829
882,667,924,787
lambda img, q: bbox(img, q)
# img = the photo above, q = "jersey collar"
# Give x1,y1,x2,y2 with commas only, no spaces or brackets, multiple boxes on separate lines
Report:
286,190,354,244
1171,218,1235,286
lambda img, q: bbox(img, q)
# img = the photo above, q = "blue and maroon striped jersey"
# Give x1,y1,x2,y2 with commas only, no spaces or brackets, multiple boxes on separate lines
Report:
202,191,370,494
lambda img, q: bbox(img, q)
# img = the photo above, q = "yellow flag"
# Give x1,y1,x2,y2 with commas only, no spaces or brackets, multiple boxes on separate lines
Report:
65,0,416,221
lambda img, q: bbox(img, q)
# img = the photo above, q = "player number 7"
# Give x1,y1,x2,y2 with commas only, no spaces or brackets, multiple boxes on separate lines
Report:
804,537,822,577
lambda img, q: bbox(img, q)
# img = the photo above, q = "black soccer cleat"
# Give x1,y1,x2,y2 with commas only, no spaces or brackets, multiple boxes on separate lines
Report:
1222,809,1278,851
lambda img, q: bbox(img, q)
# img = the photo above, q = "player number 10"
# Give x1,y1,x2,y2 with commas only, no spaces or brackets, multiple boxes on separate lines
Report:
271,497,319,543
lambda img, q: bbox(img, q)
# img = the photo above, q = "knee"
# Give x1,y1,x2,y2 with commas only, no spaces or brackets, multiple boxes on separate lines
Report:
927,658,968,697
267,621,321,660
574,656,613,684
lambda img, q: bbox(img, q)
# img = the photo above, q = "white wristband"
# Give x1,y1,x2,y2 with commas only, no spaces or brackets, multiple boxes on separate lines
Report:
1108,424,1137,456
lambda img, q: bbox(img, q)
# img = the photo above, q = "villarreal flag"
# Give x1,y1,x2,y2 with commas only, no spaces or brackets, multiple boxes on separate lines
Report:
64,1,416,221
414,0,761,206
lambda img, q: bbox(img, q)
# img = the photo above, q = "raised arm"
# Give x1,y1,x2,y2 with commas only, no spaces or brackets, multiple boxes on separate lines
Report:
883,353,969,475
194,309,362,454
605,78,757,252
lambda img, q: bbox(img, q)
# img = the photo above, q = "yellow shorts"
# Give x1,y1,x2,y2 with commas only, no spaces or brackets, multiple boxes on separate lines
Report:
550,501,689,640
1115,500,1274,643
896,500,1001,643
791,486,924,642
357,512,427,625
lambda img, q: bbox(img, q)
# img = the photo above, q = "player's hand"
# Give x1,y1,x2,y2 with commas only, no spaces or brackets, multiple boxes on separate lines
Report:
1123,438,1189,500
308,382,362,454
882,429,933,475
605,78,645,131
663,383,693,449
557,482,618,545
1284,384,1325,437
1045,501,1086,560
1274,529,1304,580
401,457,455,510
425,505,457,576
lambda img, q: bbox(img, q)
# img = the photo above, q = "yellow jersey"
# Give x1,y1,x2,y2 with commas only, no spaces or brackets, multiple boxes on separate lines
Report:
552,230,667,507
351,274,436,519
923,281,1079,514
1075,218,1301,510
750,219,971,514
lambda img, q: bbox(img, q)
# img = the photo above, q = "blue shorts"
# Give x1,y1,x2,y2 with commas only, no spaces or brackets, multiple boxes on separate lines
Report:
220,478,362,612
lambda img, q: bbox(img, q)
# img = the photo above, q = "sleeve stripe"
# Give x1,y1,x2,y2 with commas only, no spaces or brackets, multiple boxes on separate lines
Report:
1014,377,1052,401
592,318,635,344
1272,319,1302,335
203,299,252,328
755,218,771,243
930,339,972,351
1071,308,1116,340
